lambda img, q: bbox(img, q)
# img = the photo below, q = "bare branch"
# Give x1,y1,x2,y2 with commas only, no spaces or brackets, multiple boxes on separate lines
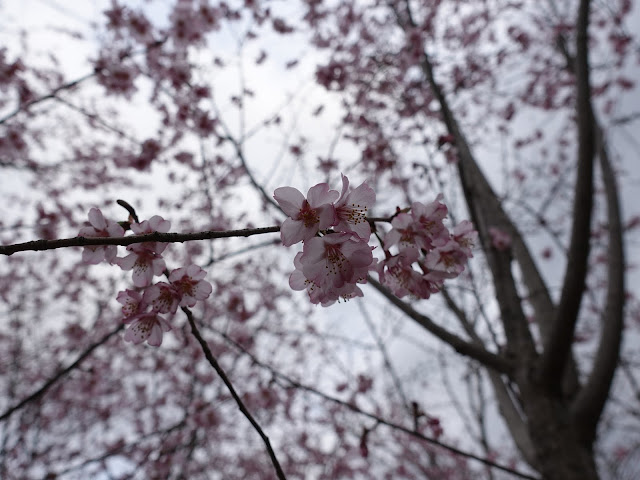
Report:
540,0,596,389
441,288,537,464
183,307,287,480
570,127,625,443
0,226,281,256
0,324,123,423
367,276,513,375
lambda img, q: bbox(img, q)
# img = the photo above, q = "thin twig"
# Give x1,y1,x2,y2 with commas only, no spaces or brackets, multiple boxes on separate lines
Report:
183,307,287,480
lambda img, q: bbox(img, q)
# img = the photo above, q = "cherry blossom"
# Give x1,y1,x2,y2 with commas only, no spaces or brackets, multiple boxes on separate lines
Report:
123,312,172,347
289,233,372,305
143,282,181,314
169,264,213,307
274,183,339,246
384,212,420,252
116,289,145,317
450,220,477,257
78,208,125,264
289,251,364,306
117,288,171,347
410,197,450,249
424,240,469,279
385,197,450,253
333,174,375,240
116,248,167,287
376,249,433,299
115,215,171,287
301,233,373,289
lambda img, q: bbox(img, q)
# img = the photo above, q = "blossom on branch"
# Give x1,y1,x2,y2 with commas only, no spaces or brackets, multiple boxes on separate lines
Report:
78,208,125,264
123,312,172,347
115,215,170,287
289,233,372,306
385,197,449,252
274,183,339,246
333,174,375,240
116,289,171,347
143,282,181,314
169,265,213,307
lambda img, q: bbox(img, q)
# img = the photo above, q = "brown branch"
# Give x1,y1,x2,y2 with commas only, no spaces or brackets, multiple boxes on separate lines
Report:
539,0,595,389
390,1,539,368
0,226,281,256
570,127,625,444
0,324,123,423
367,276,513,375
182,307,287,480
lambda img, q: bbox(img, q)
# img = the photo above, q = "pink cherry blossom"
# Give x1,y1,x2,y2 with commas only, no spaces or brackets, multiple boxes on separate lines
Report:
410,197,450,248
450,220,477,258
116,289,145,317
424,240,469,279
289,251,364,306
123,312,172,347
273,183,339,246
333,174,375,240
116,249,166,287
79,208,125,264
115,215,171,287
117,288,171,346
301,233,373,290
384,212,420,251
376,249,436,299
169,265,213,307
130,215,171,254
143,282,181,314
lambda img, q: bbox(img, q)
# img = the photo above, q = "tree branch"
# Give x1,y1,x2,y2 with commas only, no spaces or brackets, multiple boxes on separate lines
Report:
0,226,281,256
391,1,538,366
570,126,625,444
367,276,513,375
0,324,123,423
539,0,595,389
183,307,287,480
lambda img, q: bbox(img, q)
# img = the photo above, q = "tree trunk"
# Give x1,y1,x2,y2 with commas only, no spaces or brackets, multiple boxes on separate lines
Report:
520,383,600,480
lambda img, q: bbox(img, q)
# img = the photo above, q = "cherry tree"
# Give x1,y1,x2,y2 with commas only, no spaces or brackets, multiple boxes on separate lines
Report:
0,0,639,479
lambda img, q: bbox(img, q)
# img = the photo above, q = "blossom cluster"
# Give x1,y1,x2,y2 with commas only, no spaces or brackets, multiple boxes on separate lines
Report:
376,195,477,299
79,208,212,346
274,177,477,305
274,175,376,306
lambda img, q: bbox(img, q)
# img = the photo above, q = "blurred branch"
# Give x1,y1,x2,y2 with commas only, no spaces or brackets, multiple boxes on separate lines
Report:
540,0,596,389
0,323,123,424
0,39,167,127
441,288,537,464
570,122,625,443
367,276,513,375
393,0,539,366
357,300,411,415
